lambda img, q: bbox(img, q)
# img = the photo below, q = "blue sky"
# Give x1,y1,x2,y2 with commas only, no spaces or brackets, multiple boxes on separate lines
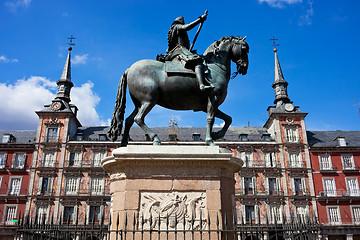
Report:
0,0,359,130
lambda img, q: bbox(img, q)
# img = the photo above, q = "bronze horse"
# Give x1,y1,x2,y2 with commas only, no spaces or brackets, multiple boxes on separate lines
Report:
109,36,249,146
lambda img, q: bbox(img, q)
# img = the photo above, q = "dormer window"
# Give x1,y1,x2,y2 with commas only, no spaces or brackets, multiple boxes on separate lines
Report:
336,137,346,146
76,134,83,141
2,134,11,143
99,134,107,141
240,134,248,141
193,133,201,141
47,128,58,142
263,134,271,141
169,134,177,141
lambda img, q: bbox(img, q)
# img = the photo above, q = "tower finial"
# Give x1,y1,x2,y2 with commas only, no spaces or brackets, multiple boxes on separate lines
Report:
67,34,76,51
270,36,279,52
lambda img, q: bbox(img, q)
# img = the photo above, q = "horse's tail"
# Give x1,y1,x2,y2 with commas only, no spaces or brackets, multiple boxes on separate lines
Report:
108,69,128,141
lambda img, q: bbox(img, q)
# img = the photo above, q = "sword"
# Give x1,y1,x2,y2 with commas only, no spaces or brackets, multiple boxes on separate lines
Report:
190,10,208,52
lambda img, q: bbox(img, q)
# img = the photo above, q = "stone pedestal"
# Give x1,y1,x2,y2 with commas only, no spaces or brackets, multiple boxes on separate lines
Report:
102,145,242,238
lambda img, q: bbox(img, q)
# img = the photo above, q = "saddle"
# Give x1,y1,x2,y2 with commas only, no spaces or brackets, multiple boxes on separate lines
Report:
156,53,206,75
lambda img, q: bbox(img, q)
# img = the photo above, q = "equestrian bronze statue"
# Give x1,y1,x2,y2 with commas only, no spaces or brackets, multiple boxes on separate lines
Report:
109,13,249,146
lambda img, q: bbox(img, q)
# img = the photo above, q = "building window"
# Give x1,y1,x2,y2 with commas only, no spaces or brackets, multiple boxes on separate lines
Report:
263,134,271,141
2,134,11,143
47,128,58,142
12,152,26,169
323,178,337,196
288,151,302,168
342,154,355,170
0,176,2,193
37,205,48,223
242,152,253,167
0,152,7,168
244,177,254,195
295,205,307,223
99,134,107,141
327,206,341,225
93,151,107,167
268,178,278,195
89,206,101,223
4,205,17,225
43,152,56,167
240,134,248,141
346,178,360,196
264,152,277,167
69,152,82,167
269,205,282,224
8,177,21,195
38,176,53,195
245,205,255,224
63,206,74,224
169,134,177,141
65,177,79,195
352,206,360,224
76,135,83,141
319,154,332,170
337,137,347,146
293,178,303,195
193,134,201,141
285,126,299,143
91,177,104,195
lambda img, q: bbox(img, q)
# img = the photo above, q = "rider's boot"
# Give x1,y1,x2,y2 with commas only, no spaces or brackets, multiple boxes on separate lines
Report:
195,64,214,91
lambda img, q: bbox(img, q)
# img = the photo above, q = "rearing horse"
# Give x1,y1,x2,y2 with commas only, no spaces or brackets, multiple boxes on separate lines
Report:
109,36,249,146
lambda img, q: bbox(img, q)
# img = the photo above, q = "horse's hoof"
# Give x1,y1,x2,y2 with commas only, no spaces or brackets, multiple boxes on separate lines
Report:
153,136,161,146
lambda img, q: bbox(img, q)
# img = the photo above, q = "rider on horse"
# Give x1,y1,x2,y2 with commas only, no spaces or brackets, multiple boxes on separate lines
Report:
166,13,214,91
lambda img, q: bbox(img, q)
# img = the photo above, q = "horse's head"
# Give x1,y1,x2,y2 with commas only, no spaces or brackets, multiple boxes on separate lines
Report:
231,36,249,75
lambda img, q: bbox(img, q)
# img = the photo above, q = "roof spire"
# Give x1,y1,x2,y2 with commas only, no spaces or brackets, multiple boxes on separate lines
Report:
269,37,290,106
55,35,75,103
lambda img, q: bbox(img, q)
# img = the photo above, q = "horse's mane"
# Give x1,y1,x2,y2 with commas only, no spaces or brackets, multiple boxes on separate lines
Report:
203,36,245,61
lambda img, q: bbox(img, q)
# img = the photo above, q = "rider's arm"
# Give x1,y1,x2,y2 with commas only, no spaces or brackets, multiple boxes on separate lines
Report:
179,14,207,31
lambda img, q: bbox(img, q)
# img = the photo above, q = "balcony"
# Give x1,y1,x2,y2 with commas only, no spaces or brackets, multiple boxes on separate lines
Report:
343,164,360,173
317,189,360,200
319,166,337,173
235,188,284,198
291,190,311,199
321,218,360,226
37,160,57,169
243,161,282,171
0,188,28,199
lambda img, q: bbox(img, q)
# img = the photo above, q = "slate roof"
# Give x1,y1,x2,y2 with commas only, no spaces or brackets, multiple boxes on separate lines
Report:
307,130,360,147
0,130,36,144
74,126,272,142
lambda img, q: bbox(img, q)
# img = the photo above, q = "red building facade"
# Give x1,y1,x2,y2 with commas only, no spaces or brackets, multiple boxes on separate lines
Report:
309,131,360,239
0,131,34,239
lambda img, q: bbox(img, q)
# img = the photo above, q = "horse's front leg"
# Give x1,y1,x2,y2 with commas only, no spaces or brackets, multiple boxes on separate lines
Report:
205,96,218,146
211,109,232,140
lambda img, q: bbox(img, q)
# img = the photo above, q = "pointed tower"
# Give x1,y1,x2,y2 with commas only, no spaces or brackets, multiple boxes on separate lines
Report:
264,43,317,223
26,36,82,222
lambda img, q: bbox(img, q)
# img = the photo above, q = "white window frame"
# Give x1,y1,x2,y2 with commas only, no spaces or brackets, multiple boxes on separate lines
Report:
0,152,7,168
46,127,59,142
42,151,57,168
268,205,282,224
292,177,305,195
88,205,102,223
37,175,53,195
327,206,341,225
62,205,76,224
92,151,107,167
37,205,49,223
65,177,79,195
3,204,18,225
90,177,104,195
288,151,302,168
69,151,82,167
12,152,26,169
243,205,257,224
243,176,255,195
295,205,308,223
323,178,337,196
351,205,360,225
285,126,299,143
0,176,3,193
264,152,277,167
342,154,355,170
241,151,253,167
319,154,332,170
8,176,22,195
267,177,279,195
346,177,360,196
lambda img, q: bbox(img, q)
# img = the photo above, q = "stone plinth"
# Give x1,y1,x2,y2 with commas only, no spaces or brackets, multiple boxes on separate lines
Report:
102,145,242,237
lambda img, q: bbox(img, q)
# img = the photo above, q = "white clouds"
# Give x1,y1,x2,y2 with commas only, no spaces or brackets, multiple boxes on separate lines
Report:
298,0,314,26
73,54,89,65
0,76,109,130
4,0,31,12
0,55,19,63
258,0,302,8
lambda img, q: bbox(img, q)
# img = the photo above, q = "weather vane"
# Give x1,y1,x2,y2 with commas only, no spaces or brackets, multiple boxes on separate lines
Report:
67,34,76,51
270,36,279,52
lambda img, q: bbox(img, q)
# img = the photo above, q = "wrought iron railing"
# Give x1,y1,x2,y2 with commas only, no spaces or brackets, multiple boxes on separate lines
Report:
318,189,360,197
15,211,320,240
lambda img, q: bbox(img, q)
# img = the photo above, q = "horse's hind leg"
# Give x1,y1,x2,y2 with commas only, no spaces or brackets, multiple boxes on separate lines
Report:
121,107,139,146
211,109,232,140
134,101,161,145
